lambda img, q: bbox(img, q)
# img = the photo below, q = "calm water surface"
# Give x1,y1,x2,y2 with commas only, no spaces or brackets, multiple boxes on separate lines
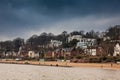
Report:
0,63,120,80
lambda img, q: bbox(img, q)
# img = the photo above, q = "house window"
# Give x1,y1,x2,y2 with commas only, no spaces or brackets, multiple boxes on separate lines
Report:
81,40,83,42
91,43,93,46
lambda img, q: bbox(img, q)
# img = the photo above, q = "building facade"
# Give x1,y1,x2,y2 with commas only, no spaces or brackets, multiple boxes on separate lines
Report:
76,38,96,49
49,40,62,48
68,35,82,42
113,43,120,56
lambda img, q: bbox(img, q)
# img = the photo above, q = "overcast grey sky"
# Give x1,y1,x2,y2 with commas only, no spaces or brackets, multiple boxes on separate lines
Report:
0,0,120,41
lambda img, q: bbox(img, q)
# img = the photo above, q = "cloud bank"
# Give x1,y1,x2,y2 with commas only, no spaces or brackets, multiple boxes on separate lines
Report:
0,0,120,41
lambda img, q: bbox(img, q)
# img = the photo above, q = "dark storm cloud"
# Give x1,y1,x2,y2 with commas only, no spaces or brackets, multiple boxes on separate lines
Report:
25,0,120,16
0,0,120,40
1,0,120,17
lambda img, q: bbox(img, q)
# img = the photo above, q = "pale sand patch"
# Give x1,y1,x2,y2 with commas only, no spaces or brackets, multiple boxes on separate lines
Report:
0,63,120,80
0,60,120,70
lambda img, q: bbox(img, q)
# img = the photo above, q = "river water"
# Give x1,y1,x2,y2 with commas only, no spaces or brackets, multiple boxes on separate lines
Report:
0,63,119,80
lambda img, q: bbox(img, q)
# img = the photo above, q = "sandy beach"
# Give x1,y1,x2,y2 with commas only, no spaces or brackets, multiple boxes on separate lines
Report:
0,63,120,80
0,60,120,70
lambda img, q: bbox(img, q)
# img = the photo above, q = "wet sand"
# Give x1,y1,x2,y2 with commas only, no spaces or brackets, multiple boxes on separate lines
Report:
0,63,120,80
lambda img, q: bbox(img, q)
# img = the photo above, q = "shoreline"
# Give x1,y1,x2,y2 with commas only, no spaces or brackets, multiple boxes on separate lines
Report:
0,60,120,70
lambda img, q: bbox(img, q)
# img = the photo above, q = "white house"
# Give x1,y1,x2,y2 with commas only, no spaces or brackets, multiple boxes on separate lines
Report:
97,32,106,38
113,43,120,56
76,38,96,49
49,40,62,48
76,41,87,49
68,35,82,42
28,51,39,58
87,49,97,56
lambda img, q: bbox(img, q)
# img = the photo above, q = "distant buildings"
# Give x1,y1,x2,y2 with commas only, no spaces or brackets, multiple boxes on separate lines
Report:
49,40,62,48
76,38,96,49
68,35,82,42
86,49,97,56
113,43,120,56
97,32,106,38
1,29,120,61
28,51,39,58
68,34,96,49
68,34,97,56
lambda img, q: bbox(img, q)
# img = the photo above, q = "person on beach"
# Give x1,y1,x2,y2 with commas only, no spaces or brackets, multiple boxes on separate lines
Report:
111,64,113,67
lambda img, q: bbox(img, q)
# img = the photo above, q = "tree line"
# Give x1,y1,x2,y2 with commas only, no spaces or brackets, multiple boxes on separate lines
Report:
0,25,120,53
